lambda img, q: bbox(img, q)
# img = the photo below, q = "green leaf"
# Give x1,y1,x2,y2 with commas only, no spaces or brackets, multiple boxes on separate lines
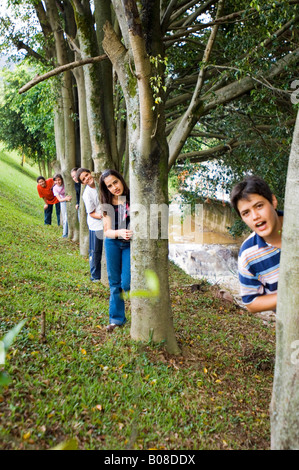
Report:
2,320,26,351
0,371,11,387
145,269,160,296
121,270,160,300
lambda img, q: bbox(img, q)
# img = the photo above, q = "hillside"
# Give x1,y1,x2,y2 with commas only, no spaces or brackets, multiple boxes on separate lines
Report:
0,148,276,450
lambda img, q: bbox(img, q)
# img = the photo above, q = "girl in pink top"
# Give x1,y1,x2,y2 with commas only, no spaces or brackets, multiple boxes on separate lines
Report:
53,174,72,238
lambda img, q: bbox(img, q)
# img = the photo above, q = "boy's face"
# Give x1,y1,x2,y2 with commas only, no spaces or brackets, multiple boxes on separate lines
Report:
37,179,46,188
79,171,94,187
71,171,78,183
237,193,280,240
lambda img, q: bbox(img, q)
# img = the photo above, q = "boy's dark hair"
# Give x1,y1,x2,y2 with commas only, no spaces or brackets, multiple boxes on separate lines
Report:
76,168,91,184
37,176,45,183
230,175,273,216
71,167,78,173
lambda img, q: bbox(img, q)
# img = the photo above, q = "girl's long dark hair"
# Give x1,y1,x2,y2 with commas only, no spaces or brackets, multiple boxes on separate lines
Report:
99,169,130,205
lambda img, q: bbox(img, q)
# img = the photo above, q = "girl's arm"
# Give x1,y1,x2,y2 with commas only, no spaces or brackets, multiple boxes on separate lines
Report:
89,210,103,220
103,215,132,240
55,194,72,203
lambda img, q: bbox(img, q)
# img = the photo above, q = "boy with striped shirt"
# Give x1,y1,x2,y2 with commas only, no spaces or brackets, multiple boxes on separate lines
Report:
230,175,283,313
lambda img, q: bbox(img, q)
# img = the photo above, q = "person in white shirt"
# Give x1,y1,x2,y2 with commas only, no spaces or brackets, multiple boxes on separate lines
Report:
76,168,103,282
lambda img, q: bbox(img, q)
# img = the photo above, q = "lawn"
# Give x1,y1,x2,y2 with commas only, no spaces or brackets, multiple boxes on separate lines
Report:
0,147,276,450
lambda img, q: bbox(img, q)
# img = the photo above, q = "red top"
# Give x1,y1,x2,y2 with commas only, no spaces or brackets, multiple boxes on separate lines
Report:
37,178,59,204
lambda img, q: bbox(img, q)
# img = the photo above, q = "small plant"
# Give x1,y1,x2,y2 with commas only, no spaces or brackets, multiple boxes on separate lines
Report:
0,320,26,388
227,218,250,238
149,54,168,110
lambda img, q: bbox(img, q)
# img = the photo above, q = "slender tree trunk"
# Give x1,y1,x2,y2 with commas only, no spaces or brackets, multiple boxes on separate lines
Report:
53,92,65,164
94,0,120,170
73,65,91,254
270,111,299,449
45,0,77,238
72,0,113,172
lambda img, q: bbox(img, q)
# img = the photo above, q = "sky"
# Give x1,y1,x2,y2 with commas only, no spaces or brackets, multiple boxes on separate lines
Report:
0,1,10,17
0,1,29,68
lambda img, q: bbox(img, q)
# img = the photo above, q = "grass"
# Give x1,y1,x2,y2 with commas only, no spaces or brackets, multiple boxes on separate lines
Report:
0,147,276,450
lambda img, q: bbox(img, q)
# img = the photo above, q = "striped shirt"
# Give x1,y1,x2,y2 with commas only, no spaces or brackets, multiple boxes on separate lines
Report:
238,216,282,305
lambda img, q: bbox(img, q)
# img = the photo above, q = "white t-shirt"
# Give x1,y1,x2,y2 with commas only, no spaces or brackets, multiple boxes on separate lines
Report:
82,185,103,231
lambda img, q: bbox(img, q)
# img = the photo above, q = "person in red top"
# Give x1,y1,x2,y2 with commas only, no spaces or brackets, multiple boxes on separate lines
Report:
36,176,61,226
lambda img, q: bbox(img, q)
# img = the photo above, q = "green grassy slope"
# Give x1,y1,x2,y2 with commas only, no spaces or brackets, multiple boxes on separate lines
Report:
0,148,275,450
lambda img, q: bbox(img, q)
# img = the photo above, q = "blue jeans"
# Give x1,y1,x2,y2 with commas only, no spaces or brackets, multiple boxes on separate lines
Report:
60,201,68,237
89,230,103,281
44,202,60,226
105,238,130,325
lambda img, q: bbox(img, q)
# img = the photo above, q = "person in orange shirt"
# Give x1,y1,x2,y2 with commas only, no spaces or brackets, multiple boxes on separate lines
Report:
36,176,61,226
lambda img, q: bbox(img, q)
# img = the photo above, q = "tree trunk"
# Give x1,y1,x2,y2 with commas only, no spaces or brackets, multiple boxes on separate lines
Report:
73,0,113,172
73,63,92,254
94,0,120,170
45,0,77,238
103,3,179,354
129,142,180,354
270,111,299,449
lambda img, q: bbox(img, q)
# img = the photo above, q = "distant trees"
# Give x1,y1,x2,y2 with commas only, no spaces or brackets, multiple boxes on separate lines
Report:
0,66,55,174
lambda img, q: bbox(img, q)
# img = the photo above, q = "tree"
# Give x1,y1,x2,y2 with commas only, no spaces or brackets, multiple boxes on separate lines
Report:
270,110,299,449
0,65,55,173
102,0,180,353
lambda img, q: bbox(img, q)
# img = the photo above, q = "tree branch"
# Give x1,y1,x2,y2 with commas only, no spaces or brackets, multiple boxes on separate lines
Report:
14,40,50,65
177,138,258,164
168,0,225,168
122,0,154,154
169,0,212,27
161,0,179,34
18,54,108,94
202,47,299,114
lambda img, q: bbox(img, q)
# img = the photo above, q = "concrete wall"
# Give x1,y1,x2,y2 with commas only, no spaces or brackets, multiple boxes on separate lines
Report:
202,201,236,234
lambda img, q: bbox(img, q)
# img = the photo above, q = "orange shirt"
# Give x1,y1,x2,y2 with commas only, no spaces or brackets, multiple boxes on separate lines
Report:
37,178,59,204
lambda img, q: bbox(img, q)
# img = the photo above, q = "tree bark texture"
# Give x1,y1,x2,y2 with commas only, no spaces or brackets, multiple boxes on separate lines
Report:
271,111,299,449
